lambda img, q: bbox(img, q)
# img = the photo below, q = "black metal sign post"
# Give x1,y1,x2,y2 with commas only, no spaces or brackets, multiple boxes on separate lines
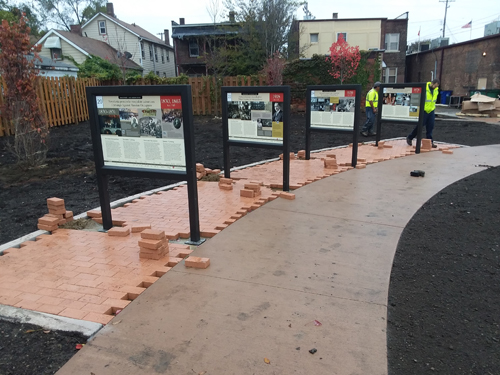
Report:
222,86,291,191
375,83,427,154
86,85,204,245
305,84,362,168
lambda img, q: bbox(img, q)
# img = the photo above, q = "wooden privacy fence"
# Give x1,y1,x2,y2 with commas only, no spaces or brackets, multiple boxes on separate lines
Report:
0,75,266,137
189,76,267,116
0,77,99,137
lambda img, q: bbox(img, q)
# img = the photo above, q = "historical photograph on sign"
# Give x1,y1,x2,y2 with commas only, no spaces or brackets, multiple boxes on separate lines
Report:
381,87,421,121
226,92,284,144
98,108,122,136
96,95,186,171
310,90,356,130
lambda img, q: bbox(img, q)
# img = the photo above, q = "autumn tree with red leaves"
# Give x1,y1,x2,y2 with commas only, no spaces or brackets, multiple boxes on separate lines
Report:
0,15,48,166
327,34,361,84
261,51,286,85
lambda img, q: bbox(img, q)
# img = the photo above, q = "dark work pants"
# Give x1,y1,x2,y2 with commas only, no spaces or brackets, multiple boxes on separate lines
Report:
362,107,376,133
408,110,435,141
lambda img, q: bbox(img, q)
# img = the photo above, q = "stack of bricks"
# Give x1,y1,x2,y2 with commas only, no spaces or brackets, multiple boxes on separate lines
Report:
196,163,206,180
297,150,306,159
324,154,338,169
138,229,169,260
37,198,73,232
240,183,261,198
421,139,433,151
218,177,233,191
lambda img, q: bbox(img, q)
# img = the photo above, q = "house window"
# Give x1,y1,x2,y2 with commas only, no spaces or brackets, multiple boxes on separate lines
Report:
149,44,153,61
51,48,62,61
383,68,398,83
163,72,166,77
166,50,170,62
385,33,400,51
161,49,165,64
189,40,199,57
156,71,160,76
310,33,318,43
154,46,158,62
140,41,145,59
98,20,106,35
337,32,347,42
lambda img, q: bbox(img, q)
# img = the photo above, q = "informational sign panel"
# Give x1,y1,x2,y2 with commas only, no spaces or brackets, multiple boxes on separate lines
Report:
95,95,186,171
305,84,362,166
227,92,284,144
376,83,426,154
222,86,290,191
310,89,356,130
86,85,203,244
381,87,422,122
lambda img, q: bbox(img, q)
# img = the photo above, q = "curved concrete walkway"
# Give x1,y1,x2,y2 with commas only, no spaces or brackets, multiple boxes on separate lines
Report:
57,144,500,375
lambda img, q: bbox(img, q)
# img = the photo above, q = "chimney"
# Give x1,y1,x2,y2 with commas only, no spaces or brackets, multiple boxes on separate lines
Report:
229,11,235,22
332,13,338,19
106,2,115,17
179,18,185,25
164,29,170,46
70,24,82,36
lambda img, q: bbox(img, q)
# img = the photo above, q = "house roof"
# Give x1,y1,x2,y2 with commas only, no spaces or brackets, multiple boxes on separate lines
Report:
27,54,79,71
36,30,143,71
172,23,240,39
82,13,174,50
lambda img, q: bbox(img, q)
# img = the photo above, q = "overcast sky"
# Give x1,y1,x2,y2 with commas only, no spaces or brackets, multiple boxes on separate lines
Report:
107,0,499,46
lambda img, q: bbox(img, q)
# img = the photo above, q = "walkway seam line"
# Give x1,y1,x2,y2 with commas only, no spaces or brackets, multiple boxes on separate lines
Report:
169,269,387,308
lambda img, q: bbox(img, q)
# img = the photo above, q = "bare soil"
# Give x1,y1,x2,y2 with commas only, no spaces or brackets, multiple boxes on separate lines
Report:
0,114,499,374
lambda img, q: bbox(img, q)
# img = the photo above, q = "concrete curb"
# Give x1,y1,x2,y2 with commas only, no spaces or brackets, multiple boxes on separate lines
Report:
0,304,102,338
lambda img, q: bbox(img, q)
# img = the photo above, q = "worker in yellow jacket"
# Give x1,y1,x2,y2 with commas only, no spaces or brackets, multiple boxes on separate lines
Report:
407,79,440,147
361,81,381,137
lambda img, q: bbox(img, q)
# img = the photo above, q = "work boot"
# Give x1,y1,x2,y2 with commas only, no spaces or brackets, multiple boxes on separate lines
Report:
406,137,412,146
360,131,368,137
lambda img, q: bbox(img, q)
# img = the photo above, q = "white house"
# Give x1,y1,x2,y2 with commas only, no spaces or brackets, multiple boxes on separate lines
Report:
36,29,143,75
81,3,176,77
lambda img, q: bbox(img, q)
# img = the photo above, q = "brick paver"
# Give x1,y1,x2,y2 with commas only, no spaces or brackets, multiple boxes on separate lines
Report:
0,139,460,324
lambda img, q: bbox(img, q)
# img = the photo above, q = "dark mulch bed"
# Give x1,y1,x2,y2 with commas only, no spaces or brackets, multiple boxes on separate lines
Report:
388,166,500,374
0,114,499,374
0,320,87,375
1,114,499,245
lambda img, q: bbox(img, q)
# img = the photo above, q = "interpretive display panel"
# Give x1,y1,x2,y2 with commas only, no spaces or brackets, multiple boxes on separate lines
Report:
87,85,202,243
226,92,284,144
222,86,290,191
96,95,186,171
381,87,422,122
310,89,356,130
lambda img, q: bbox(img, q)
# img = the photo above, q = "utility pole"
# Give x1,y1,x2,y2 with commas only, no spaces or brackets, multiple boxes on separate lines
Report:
439,0,455,38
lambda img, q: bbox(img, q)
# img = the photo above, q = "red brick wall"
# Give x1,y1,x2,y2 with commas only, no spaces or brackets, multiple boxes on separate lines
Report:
406,35,500,96
382,19,408,83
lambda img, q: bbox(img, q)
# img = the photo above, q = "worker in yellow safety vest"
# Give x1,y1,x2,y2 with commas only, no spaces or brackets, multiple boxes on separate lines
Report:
407,79,440,147
361,81,381,137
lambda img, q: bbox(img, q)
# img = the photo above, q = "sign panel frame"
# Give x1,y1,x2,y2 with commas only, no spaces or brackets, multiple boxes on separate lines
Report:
222,86,291,191
86,85,203,245
375,83,427,154
305,84,362,166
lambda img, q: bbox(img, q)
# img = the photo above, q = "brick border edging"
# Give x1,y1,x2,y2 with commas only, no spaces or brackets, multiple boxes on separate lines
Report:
0,139,468,254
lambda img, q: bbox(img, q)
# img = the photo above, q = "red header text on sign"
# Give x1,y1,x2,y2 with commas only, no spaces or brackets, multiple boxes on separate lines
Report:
161,96,182,109
270,93,284,102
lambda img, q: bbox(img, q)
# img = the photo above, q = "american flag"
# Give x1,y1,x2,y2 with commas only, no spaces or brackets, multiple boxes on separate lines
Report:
462,21,472,29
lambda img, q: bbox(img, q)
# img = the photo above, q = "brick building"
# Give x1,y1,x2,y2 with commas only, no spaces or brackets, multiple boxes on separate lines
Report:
291,13,408,83
406,34,500,96
171,16,239,76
